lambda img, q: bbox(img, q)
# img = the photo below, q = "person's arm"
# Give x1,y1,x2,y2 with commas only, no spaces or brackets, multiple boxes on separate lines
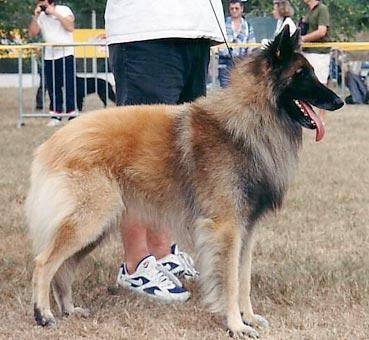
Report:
45,5,75,32
301,25,327,42
28,5,42,38
302,5,329,43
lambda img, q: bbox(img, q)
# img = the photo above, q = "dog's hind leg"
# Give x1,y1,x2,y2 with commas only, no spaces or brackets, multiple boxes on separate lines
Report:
51,256,89,319
32,220,86,326
51,257,79,317
239,226,269,329
51,235,105,318
31,173,123,326
33,206,122,326
195,218,259,339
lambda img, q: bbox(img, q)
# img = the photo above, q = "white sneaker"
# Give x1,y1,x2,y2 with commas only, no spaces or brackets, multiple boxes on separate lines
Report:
157,244,199,280
67,110,78,119
47,118,61,127
117,255,191,302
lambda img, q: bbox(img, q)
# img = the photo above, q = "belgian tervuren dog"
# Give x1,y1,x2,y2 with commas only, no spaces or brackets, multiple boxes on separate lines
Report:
76,76,116,111
26,27,343,338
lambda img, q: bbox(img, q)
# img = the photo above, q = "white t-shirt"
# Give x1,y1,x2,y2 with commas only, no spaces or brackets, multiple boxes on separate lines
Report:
104,0,226,45
37,5,74,60
274,17,297,37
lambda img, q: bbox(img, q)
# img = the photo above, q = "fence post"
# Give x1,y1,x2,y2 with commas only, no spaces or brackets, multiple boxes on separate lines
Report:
31,52,37,114
17,48,24,128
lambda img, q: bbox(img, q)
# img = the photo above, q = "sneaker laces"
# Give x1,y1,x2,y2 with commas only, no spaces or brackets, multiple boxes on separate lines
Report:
156,263,183,288
175,251,199,278
150,264,182,289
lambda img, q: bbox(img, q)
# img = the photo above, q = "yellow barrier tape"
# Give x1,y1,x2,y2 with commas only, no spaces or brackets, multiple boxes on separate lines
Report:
212,42,369,51
0,29,107,59
1,41,369,58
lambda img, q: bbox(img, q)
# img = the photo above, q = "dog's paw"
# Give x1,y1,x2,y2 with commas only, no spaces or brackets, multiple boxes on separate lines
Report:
227,325,259,339
241,313,269,329
34,305,56,327
63,306,90,318
227,320,259,339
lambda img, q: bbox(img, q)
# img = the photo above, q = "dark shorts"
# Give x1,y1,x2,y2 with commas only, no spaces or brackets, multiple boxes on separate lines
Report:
108,38,210,105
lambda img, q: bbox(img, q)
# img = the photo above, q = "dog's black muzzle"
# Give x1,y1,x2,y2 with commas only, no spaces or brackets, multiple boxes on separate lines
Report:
330,96,345,111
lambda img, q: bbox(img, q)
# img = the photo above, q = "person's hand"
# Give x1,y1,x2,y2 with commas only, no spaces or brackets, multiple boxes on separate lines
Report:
45,4,56,16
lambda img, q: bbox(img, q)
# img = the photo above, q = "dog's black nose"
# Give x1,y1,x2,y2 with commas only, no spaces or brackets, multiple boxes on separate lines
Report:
334,96,344,110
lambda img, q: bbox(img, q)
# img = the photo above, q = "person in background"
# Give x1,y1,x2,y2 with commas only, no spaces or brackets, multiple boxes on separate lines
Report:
273,0,296,36
28,0,76,126
105,0,226,302
261,0,296,47
218,0,256,88
301,0,331,121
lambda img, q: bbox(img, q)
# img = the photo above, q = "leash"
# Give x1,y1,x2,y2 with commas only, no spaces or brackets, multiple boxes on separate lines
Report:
208,0,234,60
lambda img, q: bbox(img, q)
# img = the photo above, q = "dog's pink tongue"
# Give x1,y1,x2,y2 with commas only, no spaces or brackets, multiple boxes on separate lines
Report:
300,101,325,142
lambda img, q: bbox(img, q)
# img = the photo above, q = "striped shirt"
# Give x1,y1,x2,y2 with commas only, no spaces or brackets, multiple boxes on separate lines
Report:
220,16,256,57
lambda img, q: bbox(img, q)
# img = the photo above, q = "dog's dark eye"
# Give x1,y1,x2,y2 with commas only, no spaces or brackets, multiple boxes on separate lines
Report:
295,68,310,78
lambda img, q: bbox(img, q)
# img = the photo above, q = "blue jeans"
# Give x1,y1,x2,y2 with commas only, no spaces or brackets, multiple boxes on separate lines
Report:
44,55,75,113
218,55,233,88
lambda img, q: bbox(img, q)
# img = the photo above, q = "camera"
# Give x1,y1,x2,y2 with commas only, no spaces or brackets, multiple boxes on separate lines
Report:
40,5,47,12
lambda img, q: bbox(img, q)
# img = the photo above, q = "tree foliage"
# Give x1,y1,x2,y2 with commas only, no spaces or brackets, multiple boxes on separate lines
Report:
0,0,34,40
63,0,106,28
0,0,368,41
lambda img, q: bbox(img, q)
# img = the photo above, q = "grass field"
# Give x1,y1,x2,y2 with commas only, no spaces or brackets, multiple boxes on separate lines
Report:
0,88,368,340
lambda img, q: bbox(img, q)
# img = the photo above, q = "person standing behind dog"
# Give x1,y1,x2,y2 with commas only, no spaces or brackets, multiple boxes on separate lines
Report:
272,0,296,37
261,0,296,46
218,0,256,88
28,0,76,127
105,0,226,302
301,0,331,120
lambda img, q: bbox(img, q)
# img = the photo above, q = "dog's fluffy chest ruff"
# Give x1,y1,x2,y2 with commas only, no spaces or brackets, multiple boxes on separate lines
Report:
174,104,300,222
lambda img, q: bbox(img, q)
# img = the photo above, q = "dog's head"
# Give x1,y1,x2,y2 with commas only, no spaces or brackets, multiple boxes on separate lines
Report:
263,25,344,141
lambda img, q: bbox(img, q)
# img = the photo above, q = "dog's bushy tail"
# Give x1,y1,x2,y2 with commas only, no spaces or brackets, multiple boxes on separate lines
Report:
25,160,76,256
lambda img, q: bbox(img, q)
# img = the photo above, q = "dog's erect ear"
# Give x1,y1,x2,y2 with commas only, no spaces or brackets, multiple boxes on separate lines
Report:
268,25,300,62
290,28,301,51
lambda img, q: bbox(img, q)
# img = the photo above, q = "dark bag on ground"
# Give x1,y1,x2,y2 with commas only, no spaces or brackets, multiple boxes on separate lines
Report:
345,71,369,104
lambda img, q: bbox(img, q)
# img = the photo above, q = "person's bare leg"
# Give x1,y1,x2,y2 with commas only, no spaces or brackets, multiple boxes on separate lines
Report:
120,220,150,274
147,229,171,260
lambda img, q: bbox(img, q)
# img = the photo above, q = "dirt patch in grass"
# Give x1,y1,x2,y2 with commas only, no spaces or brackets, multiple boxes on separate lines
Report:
0,88,368,339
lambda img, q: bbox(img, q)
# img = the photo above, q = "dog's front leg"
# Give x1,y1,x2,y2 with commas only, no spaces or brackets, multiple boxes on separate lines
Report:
239,227,269,330
195,218,259,338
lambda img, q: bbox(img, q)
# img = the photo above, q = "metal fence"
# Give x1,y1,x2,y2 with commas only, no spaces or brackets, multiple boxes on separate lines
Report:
0,41,369,127
0,42,112,127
